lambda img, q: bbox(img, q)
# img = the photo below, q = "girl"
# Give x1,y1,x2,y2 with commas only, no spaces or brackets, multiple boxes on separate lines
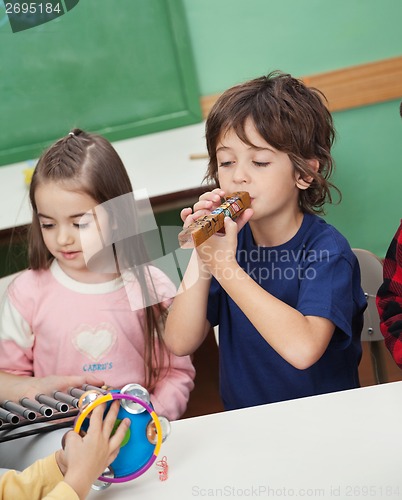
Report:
0,129,195,421
165,71,366,410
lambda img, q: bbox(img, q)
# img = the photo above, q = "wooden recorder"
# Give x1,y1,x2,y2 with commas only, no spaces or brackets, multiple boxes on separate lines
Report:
178,191,251,247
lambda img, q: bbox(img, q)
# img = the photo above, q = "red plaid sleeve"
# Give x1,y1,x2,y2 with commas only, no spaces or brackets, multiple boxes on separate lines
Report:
376,221,402,368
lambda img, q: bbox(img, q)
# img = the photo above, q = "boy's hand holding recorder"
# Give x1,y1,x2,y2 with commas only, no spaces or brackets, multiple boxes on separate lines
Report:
178,191,252,248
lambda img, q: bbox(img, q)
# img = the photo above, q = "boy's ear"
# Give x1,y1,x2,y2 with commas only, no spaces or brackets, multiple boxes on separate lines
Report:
295,159,319,190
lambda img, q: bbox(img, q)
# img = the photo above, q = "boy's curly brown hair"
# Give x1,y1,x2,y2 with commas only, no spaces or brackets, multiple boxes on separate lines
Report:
205,71,340,214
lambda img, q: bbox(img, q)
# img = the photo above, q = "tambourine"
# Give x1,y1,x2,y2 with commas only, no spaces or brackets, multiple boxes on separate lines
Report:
74,384,170,487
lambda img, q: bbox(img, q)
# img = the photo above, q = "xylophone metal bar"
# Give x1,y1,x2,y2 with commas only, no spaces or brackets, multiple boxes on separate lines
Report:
0,386,94,443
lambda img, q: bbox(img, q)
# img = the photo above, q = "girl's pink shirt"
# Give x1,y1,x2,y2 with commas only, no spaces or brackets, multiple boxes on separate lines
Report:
0,261,195,420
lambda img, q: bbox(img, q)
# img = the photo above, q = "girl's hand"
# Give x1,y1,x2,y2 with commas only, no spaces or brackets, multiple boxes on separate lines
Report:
9,374,105,403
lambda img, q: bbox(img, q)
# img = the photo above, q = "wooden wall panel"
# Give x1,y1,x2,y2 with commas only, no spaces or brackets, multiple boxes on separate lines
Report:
200,56,402,118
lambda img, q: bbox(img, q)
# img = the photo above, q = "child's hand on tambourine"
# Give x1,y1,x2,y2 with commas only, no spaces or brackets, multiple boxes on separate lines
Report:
56,401,130,499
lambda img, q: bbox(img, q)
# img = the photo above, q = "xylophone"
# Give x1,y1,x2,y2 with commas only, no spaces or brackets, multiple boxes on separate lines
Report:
178,191,251,247
0,386,89,442
0,383,170,486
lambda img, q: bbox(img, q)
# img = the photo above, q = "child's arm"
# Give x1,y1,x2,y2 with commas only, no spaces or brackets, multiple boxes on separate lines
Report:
150,350,195,421
0,453,77,500
164,248,212,356
0,402,129,500
0,371,105,403
164,191,224,355
165,188,252,356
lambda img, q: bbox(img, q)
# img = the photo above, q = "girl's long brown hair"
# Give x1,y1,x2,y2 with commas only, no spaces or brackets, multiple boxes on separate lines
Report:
29,128,169,391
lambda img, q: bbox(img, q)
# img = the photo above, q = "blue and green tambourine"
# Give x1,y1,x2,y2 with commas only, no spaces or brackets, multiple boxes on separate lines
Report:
74,383,170,487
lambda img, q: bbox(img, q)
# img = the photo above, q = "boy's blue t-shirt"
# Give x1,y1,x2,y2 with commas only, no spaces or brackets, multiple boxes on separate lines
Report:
207,213,367,410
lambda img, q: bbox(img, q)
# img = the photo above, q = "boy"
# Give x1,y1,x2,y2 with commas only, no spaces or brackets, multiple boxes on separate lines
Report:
165,71,366,410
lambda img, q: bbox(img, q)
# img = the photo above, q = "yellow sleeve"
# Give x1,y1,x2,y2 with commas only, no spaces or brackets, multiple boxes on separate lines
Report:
42,481,80,500
0,453,79,500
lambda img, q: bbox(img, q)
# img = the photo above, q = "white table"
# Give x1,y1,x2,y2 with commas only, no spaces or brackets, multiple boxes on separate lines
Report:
1,382,401,499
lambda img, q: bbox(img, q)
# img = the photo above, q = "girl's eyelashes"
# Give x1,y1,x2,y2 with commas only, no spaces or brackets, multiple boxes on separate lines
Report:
39,221,91,229
218,161,233,167
40,223,54,229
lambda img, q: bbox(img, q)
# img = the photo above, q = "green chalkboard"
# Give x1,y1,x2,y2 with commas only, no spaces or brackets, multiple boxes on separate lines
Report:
0,0,202,166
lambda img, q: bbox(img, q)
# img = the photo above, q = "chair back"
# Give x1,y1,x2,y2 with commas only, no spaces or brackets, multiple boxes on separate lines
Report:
352,248,383,342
